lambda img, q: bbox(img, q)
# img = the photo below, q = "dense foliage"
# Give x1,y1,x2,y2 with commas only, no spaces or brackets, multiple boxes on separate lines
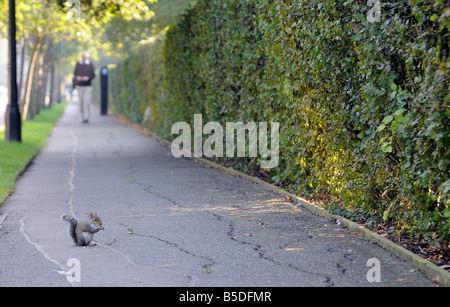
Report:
0,0,153,120
109,0,450,245
109,31,165,128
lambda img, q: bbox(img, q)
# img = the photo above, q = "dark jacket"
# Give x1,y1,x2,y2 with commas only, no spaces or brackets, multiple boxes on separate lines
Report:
74,60,96,86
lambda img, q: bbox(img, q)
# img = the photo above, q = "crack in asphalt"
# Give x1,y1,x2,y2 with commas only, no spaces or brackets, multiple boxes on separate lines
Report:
210,211,336,287
119,223,215,273
120,162,356,286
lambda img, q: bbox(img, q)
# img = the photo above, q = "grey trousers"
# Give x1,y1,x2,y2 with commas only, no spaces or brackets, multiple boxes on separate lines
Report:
77,86,92,121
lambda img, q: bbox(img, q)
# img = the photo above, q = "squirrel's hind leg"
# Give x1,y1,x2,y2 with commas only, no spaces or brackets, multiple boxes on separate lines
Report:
80,232,94,246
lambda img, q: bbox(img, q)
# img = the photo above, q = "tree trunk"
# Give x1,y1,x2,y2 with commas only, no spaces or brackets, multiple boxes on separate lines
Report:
48,63,55,107
29,47,41,118
22,40,42,122
18,40,27,105
37,50,46,110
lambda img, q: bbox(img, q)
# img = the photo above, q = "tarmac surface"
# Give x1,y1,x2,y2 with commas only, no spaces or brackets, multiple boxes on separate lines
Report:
0,99,436,287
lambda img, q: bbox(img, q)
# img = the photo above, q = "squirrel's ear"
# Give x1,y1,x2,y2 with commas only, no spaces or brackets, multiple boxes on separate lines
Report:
89,212,94,218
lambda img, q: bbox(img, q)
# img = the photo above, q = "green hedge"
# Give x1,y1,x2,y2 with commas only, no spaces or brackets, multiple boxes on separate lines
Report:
109,0,449,245
109,31,166,129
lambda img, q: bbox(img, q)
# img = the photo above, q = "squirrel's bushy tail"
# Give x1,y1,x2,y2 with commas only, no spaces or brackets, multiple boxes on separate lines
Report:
61,214,78,245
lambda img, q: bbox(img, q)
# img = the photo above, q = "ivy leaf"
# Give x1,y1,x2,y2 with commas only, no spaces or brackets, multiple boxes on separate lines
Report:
382,115,394,125
381,143,393,153
393,108,407,116
444,208,450,219
382,209,390,221
376,123,386,132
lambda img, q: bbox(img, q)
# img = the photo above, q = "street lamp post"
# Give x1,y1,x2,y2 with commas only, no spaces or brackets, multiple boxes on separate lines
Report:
5,0,21,142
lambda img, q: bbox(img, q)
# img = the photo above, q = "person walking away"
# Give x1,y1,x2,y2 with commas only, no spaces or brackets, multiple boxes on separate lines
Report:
74,52,95,123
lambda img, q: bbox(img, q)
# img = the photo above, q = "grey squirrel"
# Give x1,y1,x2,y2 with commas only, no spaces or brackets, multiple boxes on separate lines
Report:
61,212,104,246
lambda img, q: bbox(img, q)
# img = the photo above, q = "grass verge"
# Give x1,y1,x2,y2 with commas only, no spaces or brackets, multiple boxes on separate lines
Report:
0,101,67,204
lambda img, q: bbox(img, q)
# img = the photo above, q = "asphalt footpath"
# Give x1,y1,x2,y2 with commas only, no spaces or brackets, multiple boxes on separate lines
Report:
0,99,436,287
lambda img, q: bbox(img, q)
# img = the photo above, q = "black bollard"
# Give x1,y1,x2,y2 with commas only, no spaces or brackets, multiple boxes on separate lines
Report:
100,66,108,115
